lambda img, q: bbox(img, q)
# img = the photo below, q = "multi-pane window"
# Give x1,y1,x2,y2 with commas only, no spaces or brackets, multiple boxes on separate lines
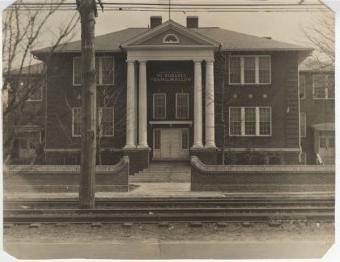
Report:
313,73,334,99
229,55,271,84
300,112,306,138
181,129,189,149
229,107,242,135
259,107,271,135
229,107,272,136
244,108,256,135
154,129,161,149
229,56,241,83
72,107,81,137
153,93,166,119
176,93,189,119
73,57,82,86
98,107,114,136
299,74,306,99
73,56,114,86
244,57,256,84
72,107,114,137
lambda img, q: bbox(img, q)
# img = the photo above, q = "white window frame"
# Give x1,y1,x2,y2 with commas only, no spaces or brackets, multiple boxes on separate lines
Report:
73,56,115,86
299,74,306,100
153,93,167,120
73,57,82,86
175,93,189,120
26,83,43,102
300,112,306,138
312,73,335,100
98,107,114,137
162,33,180,44
72,107,81,137
229,55,271,85
97,56,115,86
229,106,272,137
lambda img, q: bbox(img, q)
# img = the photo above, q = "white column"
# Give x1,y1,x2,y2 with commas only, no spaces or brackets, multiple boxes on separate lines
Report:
205,60,216,148
192,60,203,148
124,60,136,148
138,60,148,148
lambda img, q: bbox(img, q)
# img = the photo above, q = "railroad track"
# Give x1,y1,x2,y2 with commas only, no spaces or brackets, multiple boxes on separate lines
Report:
4,195,335,224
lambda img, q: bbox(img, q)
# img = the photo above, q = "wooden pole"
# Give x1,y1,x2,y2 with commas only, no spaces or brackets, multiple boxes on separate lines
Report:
78,0,97,209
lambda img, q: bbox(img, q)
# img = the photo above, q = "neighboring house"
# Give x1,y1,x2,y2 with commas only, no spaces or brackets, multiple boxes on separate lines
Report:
29,16,311,170
299,62,335,164
3,63,45,163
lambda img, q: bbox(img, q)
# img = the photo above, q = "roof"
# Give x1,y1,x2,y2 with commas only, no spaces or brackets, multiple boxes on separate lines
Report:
4,62,45,76
312,123,335,131
32,20,312,56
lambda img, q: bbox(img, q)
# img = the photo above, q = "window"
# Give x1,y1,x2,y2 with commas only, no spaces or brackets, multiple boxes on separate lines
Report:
98,107,114,136
244,108,256,135
72,107,81,137
313,73,334,99
299,74,306,99
153,93,166,119
259,107,271,135
72,107,114,137
73,56,114,86
229,55,271,84
244,57,256,84
229,107,242,135
229,107,271,136
162,33,179,43
27,86,42,101
176,93,189,119
154,129,161,149
300,112,306,138
182,129,189,149
73,57,82,86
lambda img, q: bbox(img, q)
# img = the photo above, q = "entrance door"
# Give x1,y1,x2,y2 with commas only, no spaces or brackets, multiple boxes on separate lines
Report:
153,128,189,160
318,135,335,164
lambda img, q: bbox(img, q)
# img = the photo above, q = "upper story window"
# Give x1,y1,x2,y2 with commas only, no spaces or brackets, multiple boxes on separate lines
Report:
73,56,114,86
312,73,334,99
162,33,180,44
176,93,189,119
299,74,306,99
153,93,166,119
229,106,272,136
229,55,271,85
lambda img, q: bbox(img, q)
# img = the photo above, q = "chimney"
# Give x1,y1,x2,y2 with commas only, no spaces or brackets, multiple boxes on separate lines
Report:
187,16,199,28
150,16,162,29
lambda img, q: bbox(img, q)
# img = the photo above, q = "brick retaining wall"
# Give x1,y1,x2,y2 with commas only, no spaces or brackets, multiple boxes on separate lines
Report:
191,156,335,192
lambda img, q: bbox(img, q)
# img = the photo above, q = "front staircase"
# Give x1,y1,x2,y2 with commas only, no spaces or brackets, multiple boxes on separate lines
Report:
129,161,191,183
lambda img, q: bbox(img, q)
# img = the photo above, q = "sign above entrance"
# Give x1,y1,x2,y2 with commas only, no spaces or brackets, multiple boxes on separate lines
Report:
151,71,192,82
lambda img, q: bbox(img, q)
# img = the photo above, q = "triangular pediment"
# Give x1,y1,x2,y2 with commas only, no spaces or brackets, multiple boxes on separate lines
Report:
122,20,219,49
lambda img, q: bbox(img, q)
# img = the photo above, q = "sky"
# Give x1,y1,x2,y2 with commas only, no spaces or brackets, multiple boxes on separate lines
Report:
1,1,335,44
0,0,336,65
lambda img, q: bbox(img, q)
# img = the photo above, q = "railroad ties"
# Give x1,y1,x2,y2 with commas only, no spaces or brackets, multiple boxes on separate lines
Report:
3,194,335,225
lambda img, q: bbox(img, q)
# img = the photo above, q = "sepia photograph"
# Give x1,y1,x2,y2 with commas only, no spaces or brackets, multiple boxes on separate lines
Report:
1,0,337,260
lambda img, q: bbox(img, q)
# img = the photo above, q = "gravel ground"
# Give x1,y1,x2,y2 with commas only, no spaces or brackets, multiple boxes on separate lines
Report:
4,221,334,243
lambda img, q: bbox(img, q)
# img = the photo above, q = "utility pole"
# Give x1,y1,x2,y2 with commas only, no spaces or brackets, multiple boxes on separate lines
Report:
77,0,100,209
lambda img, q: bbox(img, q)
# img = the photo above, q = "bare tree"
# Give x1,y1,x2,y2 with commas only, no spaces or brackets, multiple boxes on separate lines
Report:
303,12,335,67
2,0,79,163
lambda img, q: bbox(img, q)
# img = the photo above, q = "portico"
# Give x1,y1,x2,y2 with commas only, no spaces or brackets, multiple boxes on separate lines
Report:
121,20,219,171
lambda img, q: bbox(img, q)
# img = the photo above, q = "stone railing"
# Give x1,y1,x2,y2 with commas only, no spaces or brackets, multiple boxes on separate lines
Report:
191,156,335,192
4,156,129,192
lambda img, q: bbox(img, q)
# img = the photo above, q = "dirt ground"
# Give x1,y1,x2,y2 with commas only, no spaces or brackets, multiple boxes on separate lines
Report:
3,221,334,243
